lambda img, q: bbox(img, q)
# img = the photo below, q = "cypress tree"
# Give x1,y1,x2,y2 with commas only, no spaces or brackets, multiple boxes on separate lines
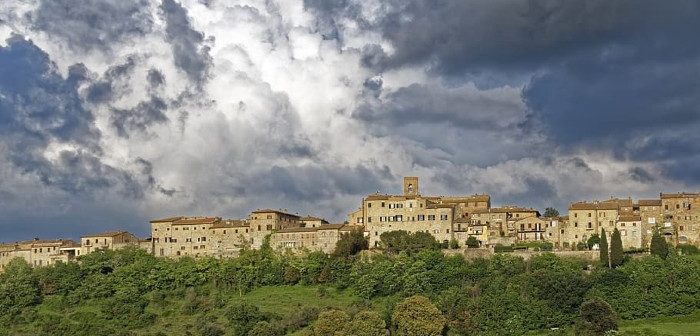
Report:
650,229,669,259
599,228,609,268
610,228,624,267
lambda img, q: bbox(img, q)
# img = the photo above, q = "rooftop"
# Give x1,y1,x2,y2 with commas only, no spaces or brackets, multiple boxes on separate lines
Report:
172,217,221,225
81,231,130,238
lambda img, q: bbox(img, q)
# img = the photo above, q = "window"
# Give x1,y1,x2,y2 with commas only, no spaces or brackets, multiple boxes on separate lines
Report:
574,222,578,227
267,215,272,219
367,217,372,223
676,204,680,209
396,215,403,222
427,215,436,221
588,222,592,228
258,225,261,231
665,204,669,210
520,224,525,230
440,214,448,220
620,223,625,227
368,202,372,208
680,225,685,231
574,213,578,218
588,212,591,217
202,237,207,242
381,202,385,207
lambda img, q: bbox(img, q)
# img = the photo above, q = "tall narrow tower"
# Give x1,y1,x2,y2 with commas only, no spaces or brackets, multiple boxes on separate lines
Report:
403,176,419,196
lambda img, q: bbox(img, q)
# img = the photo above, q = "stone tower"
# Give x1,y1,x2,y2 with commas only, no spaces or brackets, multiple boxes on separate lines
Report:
403,176,419,196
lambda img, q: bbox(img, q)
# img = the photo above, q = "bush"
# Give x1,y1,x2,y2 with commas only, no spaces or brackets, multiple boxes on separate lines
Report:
313,309,350,336
494,244,514,253
676,244,699,255
575,298,617,335
466,236,480,248
392,295,446,336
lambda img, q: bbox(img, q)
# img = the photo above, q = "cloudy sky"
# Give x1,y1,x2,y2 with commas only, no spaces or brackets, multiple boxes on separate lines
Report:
1,0,699,241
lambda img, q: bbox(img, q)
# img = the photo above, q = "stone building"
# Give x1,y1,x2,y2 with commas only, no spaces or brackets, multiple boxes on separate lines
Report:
660,193,700,245
515,216,548,241
80,231,139,255
615,214,643,249
638,199,663,246
150,217,221,258
352,177,492,248
0,239,78,271
269,224,350,254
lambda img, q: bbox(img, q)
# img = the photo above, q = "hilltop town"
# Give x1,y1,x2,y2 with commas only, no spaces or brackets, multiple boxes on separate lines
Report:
2,177,699,269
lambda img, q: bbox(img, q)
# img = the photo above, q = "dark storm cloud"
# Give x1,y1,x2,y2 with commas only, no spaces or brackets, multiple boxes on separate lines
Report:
0,35,99,147
86,56,138,103
249,164,393,202
0,35,146,197
160,0,212,85
147,68,165,87
29,0,153,50
307,0,700,75
355,83,524,129
111,97,169,138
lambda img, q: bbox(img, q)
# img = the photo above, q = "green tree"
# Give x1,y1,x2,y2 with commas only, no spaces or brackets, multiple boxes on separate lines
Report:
247,321,278,336
392,295,446,336
0,258,41,318
587,234,600,250
649,229,669,259
576,298,617,335
610,228,624,268
347,310,387,336
380,230,438,254
465,236,480,248
226,302,265,336
313,309,350,336
333,228,368,258
599,229,609,268
449,238,460,249
543,207,560,218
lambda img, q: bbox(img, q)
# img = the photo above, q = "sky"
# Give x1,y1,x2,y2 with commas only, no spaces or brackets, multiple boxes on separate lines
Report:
1,0,699,241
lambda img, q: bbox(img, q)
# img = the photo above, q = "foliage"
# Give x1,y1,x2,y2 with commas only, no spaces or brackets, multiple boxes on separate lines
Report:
587,234,600,250
576,298,617,335
313,309,350,336
347,310,387,336
379,230,439,254
599,229,609,268
676,244,699,255
494,244,513,252
226,302,267,336
650,230,669,259
544,207,560,218
0,258,41,319
609,229,624,268
449,238,460,249
466,236,480,248
2,241,700,335
392,295,446,336
332,228,368,258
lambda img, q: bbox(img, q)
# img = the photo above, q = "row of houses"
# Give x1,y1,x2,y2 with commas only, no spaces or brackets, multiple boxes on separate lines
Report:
0,231,144,271
2,176,699,269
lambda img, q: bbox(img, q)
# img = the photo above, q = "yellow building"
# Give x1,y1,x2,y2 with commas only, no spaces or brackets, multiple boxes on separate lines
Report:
660,193,700,245
80,231,139,255
0,239,78,271
353,177,490,248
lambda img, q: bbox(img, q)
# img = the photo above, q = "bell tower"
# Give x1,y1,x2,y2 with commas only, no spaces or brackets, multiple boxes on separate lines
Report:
403,176,419,196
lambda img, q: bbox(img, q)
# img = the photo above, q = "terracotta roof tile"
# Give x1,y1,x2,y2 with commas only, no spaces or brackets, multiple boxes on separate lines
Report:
81,231,131,238
172,217,220,225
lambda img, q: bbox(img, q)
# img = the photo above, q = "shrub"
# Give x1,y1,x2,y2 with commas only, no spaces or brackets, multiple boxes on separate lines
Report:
676,244,699,255
392,295,446,336
313,309,350,336
494,244,513,253
575,298,617,335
